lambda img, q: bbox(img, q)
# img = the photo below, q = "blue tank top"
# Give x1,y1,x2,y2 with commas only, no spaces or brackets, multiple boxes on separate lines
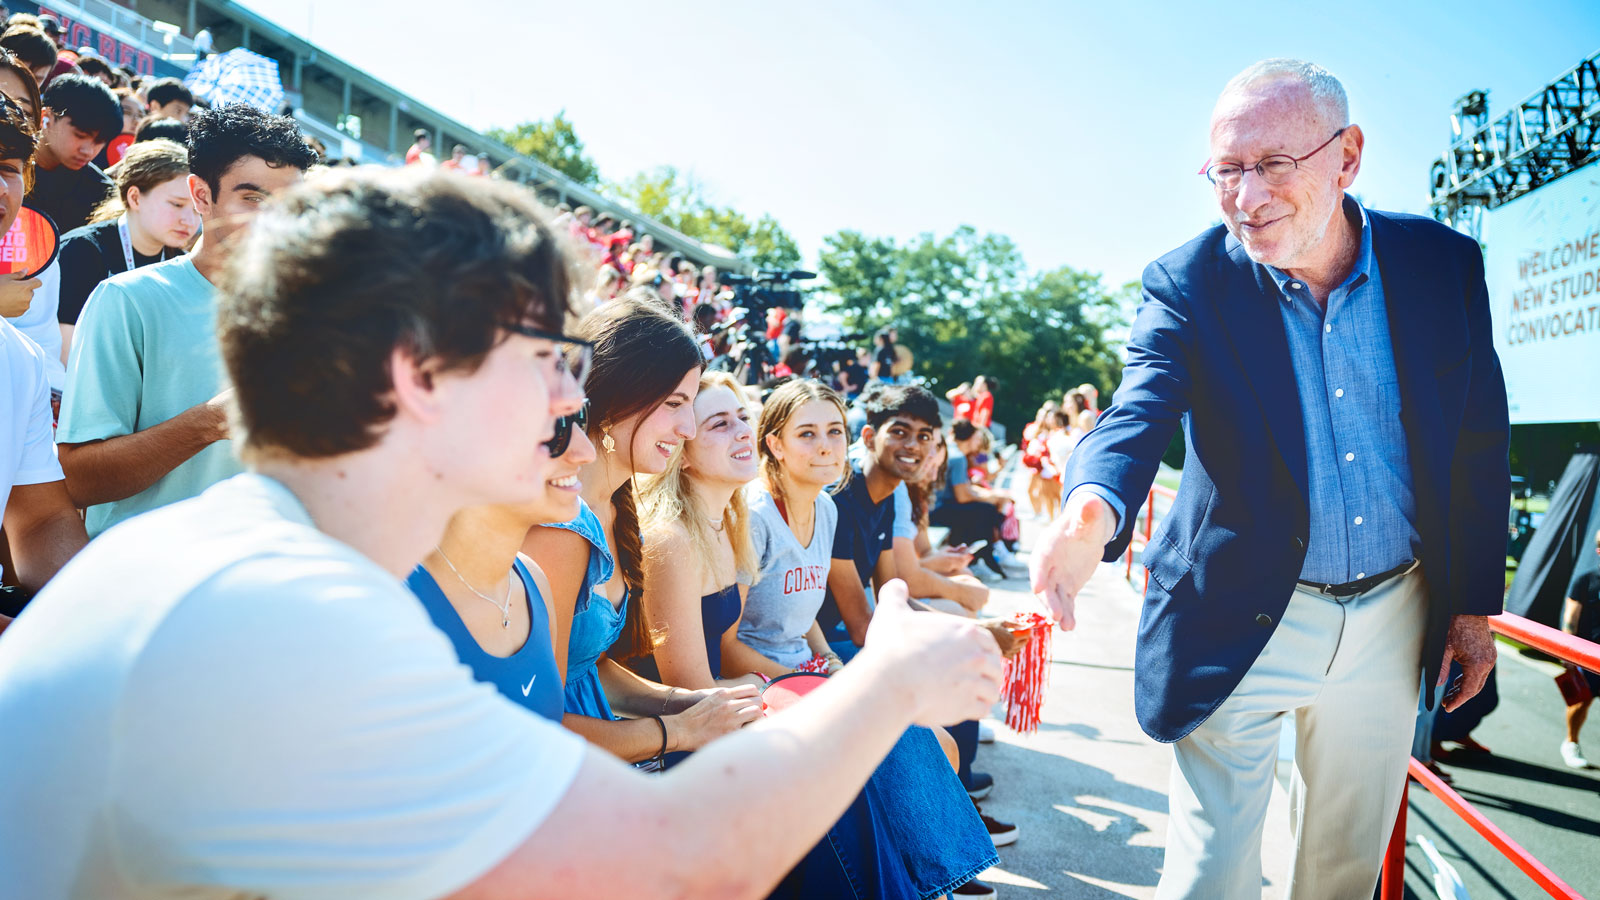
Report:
406,558,565,722
541,499,627,720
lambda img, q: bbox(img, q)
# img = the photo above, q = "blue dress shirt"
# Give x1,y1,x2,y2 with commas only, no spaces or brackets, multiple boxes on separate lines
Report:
1267,203,1419,583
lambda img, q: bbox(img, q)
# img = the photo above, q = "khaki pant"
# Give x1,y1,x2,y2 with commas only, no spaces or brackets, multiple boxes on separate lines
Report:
1157,570,1426,899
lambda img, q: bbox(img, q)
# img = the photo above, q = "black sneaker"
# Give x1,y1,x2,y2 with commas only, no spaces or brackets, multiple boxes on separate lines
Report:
953,877,997,897
966,770,994,801
980,809,1019,847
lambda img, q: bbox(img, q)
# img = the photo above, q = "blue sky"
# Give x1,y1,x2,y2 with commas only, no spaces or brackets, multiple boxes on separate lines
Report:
240,0,1599,287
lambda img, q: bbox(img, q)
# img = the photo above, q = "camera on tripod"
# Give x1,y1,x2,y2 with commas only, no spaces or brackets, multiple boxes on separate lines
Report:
720,269,816,318
715,269,817,384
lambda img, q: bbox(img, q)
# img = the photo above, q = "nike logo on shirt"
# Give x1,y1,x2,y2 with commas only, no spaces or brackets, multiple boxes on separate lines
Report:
521,674,537,697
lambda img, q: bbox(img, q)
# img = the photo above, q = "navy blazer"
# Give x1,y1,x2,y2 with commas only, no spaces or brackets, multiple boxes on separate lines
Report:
1064,206,1510,743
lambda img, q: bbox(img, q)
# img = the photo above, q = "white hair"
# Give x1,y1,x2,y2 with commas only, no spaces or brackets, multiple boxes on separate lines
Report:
1219,58,1349,128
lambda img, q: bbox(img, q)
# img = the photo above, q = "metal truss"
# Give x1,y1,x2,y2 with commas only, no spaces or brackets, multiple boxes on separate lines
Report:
1429,49,1600,238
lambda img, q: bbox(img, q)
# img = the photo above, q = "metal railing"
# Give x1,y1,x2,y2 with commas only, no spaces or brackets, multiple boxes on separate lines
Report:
1379,612,1597,899
39,0,196,62
1119,483,1595,897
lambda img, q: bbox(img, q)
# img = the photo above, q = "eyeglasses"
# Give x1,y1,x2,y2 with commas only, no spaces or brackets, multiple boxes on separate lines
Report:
504,324,595,390
546,398,589,458
1203,128,1346,193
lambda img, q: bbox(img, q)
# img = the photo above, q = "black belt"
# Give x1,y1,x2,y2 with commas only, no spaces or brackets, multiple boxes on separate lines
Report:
1297,559,1418,598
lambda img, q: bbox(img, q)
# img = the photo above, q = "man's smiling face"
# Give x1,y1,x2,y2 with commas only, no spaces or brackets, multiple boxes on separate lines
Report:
868,414,938,481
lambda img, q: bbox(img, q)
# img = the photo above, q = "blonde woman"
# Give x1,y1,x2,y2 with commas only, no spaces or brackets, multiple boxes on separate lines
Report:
638,370,765,692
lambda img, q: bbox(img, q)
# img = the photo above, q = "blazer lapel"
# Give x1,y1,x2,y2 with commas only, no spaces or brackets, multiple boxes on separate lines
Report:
1215,236,1309,503
1370,212,1445,504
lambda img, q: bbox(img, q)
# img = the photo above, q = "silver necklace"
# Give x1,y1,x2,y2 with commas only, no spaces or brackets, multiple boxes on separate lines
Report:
435,545,513,628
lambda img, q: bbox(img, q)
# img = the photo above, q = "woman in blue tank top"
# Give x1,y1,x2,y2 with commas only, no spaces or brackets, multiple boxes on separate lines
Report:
523,296,763,767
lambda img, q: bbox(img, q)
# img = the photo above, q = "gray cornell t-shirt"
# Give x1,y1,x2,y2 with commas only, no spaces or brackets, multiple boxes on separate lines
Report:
739,486,839,668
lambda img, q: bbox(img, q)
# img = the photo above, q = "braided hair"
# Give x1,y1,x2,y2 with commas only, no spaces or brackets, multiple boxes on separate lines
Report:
573,295,704,661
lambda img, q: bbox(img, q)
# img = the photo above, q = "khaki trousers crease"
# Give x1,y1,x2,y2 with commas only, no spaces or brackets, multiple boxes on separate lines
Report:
1155,570,1426,900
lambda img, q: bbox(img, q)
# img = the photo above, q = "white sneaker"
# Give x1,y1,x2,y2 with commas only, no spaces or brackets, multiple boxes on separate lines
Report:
978,721,996,744
1561,741,1591,769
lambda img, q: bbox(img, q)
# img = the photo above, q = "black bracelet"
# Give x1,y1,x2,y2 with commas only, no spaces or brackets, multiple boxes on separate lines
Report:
649,714,668,768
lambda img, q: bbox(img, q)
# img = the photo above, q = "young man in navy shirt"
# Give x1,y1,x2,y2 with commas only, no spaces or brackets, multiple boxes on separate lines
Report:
822,384,1018,856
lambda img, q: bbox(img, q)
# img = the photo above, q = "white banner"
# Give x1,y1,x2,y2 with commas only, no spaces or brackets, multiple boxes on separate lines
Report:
1483,163,1600,424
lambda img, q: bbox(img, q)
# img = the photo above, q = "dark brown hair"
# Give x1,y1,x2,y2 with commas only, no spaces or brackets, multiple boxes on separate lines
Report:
573,295,704,660
0,27,54,74
0,47,40,131
220,168,575,459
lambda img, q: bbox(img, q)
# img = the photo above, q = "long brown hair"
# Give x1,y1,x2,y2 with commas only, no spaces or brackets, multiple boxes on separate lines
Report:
89,138,188,224
573,294,704,661
641,371,760,588
755,377,850,514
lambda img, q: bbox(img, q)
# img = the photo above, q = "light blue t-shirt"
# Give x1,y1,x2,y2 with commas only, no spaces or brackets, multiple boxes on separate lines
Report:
59,256,242,536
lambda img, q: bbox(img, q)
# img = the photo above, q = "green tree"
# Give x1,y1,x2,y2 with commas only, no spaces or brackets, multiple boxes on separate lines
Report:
486,111,600,186
607,166,800,268
816,225,1129,436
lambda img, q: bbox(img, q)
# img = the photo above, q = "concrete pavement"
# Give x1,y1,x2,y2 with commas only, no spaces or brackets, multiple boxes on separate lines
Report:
965,544,1293,898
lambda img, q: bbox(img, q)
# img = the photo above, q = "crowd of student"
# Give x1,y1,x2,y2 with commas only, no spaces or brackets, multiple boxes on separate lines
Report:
0,34,1045,890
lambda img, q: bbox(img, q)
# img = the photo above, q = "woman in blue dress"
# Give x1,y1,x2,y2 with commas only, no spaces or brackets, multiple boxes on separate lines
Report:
523,295,762,765
639,372,1001,900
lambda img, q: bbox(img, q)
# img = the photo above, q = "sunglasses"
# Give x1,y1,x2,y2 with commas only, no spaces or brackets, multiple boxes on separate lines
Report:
546,399,589,458
504,324,595,390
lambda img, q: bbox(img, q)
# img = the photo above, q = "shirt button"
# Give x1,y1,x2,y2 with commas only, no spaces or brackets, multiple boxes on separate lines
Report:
1357,572,1367,579
1325,323,1332,333
1256,613,1273,626
1290,282,1302,290
1345,452,1355,461
1354,516,1364,525
1335,389,1344,398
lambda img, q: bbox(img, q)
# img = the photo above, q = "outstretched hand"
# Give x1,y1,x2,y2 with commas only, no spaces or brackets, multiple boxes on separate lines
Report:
1028,491,1116,631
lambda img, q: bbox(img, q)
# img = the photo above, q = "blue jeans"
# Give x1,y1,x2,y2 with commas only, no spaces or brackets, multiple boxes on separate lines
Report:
868,726,998,897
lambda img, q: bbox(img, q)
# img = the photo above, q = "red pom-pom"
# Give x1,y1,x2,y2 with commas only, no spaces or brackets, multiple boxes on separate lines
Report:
1001,612,1053,735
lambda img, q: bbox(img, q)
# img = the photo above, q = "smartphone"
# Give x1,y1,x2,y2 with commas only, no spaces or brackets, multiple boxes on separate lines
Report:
966,540,991,557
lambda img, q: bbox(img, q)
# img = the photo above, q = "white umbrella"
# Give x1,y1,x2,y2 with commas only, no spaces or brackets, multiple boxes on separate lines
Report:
183,48,285,114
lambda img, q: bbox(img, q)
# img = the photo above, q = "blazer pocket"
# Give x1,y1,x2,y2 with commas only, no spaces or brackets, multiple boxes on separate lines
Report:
1143,532,1193,593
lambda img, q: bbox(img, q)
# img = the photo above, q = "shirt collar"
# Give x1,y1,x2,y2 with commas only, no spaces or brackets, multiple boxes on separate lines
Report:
1265,195,1373,300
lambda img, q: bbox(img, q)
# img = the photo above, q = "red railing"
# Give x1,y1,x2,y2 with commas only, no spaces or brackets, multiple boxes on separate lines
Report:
1116,489,1595,898
1122,484,1178,591
1380,612,1597,900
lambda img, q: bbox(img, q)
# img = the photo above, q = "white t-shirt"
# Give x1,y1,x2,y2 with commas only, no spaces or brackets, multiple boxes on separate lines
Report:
0,473,585,899
0,318,63,581
6,258,63,389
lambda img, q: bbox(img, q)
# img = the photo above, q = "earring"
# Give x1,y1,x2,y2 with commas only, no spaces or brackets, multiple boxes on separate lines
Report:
601,429,616,454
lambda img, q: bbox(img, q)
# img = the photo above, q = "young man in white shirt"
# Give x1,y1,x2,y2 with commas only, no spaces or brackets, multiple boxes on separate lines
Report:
0,94,86,634
0,168,1004,899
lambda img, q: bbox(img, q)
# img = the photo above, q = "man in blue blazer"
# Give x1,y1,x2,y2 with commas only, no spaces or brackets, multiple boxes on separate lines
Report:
1030,59,1507,898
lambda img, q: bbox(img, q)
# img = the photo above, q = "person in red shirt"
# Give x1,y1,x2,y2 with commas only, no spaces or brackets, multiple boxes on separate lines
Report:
403,129,432,166
439,144,469,172
969,376,995,429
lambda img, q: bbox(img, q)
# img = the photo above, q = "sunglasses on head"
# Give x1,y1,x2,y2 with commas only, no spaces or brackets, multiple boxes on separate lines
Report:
546,399,589,458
